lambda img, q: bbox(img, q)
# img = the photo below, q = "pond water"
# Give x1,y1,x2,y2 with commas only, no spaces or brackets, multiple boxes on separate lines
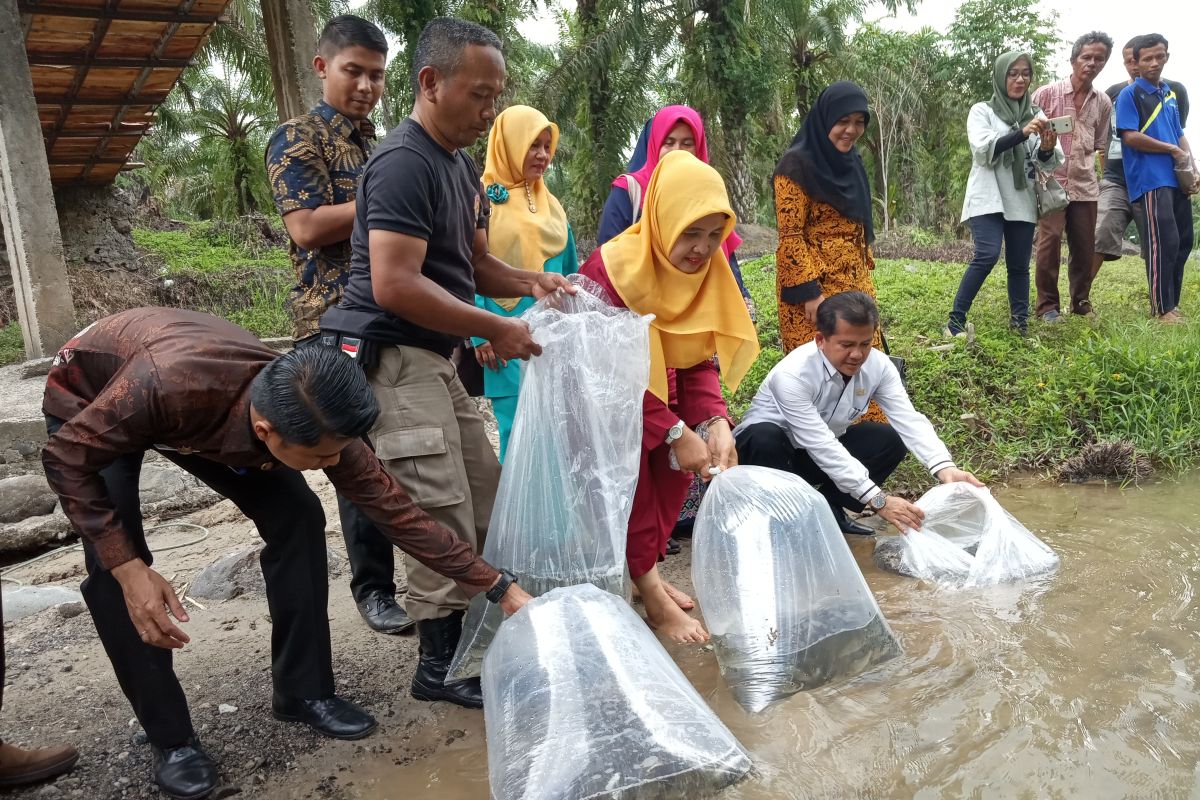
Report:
348,479,1200,799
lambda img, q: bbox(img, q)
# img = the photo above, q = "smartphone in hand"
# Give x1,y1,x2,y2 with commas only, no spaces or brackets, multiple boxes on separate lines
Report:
1047,115,1074,134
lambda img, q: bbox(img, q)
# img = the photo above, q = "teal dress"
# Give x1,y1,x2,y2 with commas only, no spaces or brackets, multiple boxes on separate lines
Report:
472,226,578,461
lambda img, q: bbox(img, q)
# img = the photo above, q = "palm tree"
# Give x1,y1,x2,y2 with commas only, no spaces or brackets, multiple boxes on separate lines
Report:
752,0,913,117
136,67,277,220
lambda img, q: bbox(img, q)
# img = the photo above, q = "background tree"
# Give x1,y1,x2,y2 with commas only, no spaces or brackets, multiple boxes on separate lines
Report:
945,0,1061,100
132,67,276,220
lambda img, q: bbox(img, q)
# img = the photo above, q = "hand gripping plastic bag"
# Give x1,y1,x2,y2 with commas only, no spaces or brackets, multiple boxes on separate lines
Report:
872,482,1058,587
448,275,651,681
692,466,902,713
483,584,752,800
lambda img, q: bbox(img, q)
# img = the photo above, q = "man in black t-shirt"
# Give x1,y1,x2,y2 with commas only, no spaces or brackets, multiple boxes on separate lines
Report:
321,18,571,709
1094,38,1189,275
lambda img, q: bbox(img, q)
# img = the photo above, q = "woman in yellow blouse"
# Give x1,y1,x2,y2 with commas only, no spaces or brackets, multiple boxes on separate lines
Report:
774,81,878,352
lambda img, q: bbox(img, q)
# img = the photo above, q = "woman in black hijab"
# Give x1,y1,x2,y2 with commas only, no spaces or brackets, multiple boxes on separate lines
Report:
773,81,878,351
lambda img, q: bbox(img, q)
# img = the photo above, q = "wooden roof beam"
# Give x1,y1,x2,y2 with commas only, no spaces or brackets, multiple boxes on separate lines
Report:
53,127,147,137
26,54,193,68
81,0,202,180
18,2,220,23
37,94,165,105
47,154,131,164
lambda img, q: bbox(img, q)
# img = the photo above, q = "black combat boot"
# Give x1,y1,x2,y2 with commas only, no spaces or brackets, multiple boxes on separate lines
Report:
410,610,483,709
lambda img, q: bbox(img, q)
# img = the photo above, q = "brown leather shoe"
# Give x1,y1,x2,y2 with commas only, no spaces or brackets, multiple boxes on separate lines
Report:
0,741,79,787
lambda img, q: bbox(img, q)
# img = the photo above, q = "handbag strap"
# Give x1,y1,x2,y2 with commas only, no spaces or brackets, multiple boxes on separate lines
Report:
879,327,892,355
622,174,643,223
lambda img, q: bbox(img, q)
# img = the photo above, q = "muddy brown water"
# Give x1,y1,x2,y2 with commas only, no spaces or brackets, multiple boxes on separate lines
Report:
341,479,1200,799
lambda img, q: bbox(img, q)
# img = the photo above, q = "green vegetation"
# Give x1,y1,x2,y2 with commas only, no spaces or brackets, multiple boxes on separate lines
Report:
0,322,24,367
730,254,1200,486
132,224,289,274
134,223,293,338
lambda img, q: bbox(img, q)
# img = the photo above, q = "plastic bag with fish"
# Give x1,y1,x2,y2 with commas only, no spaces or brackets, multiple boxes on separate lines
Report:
692,466,902,713
448,275,650,682
873,527,975,587
484,584,752,800
872,482,1058,587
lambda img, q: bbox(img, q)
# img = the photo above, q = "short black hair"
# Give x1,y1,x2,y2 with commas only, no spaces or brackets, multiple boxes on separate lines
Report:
249,345,379,446
816,291,880,337
1132,34,1168,61
410,17,502,93
1070,31,1114,62
318,15,388,58
1123,37,1139,52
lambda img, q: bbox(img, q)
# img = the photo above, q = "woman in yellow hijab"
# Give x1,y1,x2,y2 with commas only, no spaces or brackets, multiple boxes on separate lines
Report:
472,105,577,460
580,150,759,643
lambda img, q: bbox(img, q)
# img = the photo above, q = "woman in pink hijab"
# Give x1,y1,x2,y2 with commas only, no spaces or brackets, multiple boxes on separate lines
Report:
598,106,747,274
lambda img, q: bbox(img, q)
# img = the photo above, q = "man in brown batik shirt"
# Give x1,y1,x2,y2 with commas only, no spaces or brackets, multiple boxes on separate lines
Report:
41,307,527,800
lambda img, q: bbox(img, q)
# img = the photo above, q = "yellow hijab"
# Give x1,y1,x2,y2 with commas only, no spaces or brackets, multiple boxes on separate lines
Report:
600,150,760,403
482,105,570,311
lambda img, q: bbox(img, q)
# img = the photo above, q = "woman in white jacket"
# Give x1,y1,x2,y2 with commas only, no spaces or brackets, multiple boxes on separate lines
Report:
946,51,1064,336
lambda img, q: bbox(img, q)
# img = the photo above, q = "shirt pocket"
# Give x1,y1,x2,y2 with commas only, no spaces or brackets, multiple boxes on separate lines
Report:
374,426,465,509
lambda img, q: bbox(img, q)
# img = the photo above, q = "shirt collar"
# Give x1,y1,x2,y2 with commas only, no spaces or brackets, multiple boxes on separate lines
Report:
1134,76,1168,95
221,390,274,466
816,347,843,383
313,100,376,143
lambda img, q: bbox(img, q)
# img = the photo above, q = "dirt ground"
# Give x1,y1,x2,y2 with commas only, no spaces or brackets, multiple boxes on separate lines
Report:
0,464,706,800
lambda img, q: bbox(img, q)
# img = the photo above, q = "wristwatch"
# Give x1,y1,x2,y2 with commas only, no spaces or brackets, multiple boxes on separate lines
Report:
665,419,686,446
868,491,887,512
486,569,518,604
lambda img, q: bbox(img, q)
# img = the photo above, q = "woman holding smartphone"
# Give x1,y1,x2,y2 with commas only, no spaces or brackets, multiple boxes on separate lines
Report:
945,51,1064,337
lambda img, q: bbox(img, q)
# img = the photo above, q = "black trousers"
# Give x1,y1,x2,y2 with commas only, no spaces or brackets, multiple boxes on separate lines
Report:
735,421,908,512
337,495,396,603
295,337,396,603
46,418,336,749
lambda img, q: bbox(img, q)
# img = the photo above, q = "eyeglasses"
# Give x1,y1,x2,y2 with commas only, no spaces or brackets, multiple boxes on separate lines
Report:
1006,69,1033,79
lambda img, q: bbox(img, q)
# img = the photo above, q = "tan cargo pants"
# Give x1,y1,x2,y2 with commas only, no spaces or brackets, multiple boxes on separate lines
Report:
366,345,500,621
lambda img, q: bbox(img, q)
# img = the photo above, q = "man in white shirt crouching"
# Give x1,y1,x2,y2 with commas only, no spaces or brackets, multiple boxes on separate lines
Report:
735,291,983,535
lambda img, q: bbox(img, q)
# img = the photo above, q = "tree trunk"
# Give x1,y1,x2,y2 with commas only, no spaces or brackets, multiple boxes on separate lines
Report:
572,0,610,239
699,0,756,221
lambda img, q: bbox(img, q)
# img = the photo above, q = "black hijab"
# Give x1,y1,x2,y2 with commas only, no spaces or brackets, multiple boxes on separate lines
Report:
774,81,874,244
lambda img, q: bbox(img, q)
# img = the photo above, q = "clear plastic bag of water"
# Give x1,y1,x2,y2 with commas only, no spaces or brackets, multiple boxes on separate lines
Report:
448,275,650,681
873,482,1058,587
483,584,752,800
692,466,902,713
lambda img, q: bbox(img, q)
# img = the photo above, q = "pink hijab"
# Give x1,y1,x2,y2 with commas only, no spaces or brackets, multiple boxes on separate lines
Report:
612,105,743,258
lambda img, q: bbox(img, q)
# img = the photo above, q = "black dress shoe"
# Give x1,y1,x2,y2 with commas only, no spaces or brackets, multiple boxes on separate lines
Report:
411,611,484,709
272,694,378,740
831,506,875,536
357,591,415,634
152,737,218,800
665,536,682,555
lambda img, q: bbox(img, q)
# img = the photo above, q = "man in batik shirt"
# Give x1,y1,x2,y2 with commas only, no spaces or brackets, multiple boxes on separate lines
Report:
265,15,410,635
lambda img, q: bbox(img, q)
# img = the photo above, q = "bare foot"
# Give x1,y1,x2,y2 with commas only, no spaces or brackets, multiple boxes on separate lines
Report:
644,588,709,643
661,579,695,610
1159,310,1184,324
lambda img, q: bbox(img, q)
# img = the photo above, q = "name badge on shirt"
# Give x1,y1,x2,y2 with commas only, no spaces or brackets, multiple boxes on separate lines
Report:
855,387,866,396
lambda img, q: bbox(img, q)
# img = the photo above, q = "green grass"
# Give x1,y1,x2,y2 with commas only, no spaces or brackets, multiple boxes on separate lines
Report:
133,223,290,275
0,321,24,367
135,223,293,338
730,253,1200,486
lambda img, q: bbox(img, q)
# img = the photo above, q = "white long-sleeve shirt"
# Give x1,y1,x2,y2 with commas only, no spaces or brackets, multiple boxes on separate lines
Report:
961,101,1065,224
735,341,955,505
